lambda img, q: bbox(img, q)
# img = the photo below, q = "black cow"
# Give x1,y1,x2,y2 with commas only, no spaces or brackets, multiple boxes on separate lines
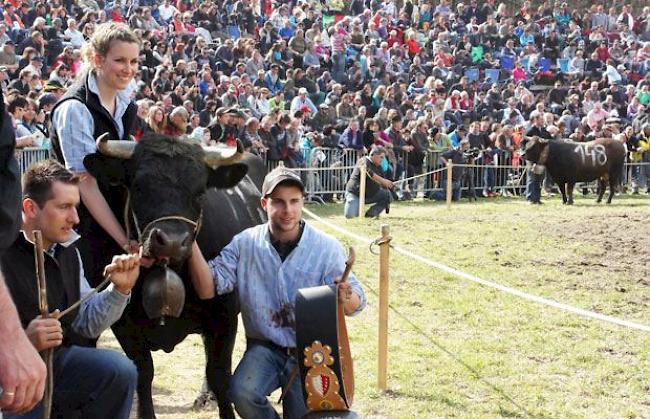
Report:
83,134,267,419
521,137,626,204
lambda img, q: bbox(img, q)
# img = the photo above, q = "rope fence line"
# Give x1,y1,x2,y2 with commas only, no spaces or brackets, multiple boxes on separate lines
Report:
302,207,650,333
393,167,447,184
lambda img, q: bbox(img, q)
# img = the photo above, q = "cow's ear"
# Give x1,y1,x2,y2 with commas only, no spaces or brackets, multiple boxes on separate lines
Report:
83,153,130,186
207,163,248,189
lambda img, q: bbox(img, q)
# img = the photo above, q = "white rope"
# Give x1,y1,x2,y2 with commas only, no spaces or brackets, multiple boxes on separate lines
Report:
302,208,650,333
289,165,358,172
393,167,447,184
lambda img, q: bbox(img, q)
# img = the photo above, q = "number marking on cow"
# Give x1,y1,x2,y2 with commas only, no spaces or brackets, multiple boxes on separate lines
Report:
574,144,607,166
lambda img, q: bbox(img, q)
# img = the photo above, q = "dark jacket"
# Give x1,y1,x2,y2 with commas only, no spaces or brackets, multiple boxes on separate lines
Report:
0,234,89,349
0,90,21,256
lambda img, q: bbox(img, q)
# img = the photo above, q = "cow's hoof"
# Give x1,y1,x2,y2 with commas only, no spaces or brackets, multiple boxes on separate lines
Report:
567,201,574,205
192,391,218,411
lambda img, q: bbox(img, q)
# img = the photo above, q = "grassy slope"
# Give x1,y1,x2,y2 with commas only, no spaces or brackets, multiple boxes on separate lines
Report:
105,195,650,419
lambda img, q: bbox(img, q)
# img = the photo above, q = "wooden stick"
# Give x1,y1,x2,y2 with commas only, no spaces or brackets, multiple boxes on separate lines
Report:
337,247,356,284
377,224,391,391
358,159,367,218
33,231,53,419
446,161,453,209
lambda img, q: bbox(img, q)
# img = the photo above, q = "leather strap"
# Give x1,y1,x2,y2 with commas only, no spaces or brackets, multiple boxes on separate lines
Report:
295,284,354,413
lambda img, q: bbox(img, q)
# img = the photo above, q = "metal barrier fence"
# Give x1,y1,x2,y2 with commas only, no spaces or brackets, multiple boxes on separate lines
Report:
15,146,650,199
15,147,51,174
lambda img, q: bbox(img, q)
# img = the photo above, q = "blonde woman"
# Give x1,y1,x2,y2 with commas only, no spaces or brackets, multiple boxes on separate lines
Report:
50,22,140,284
145,105,167,134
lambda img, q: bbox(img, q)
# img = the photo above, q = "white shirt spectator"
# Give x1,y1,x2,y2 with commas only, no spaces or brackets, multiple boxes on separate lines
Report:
604,64,622,85
65,27,85,49
159,3,178,22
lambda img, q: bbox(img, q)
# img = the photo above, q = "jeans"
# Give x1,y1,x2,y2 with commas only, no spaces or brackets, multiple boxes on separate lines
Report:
483,167,495,194
331,52,346,83
525,167,542,203
4,346,137,419
229,343,306,419
343,189,391,218
429,180,461,201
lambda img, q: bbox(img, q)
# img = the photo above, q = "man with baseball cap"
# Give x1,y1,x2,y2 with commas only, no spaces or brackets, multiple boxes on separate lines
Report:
188,165,366,418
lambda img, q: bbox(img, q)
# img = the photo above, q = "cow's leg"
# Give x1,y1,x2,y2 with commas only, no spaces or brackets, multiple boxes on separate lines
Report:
559,181,568,204
566,182,575,205
202,292,239,419
607,173,617,204
112,320,157,419
596,179,606,203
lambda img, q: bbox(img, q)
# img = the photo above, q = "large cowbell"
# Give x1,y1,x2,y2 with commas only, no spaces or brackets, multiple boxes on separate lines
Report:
142,265,186,325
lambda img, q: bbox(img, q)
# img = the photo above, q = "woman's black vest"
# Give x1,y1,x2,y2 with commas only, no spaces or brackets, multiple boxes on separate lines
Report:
49,73,138,287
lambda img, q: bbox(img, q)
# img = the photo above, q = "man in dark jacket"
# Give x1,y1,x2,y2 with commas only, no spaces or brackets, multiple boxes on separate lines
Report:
1,160,140,419
344,146,394,218
525,114,553,204
0,88,47,416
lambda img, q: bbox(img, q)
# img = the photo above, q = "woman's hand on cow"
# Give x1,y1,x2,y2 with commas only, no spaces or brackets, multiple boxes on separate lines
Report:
104,254,141,295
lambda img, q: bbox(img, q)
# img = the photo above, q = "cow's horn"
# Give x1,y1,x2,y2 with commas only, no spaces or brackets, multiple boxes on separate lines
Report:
96,133,136,159
203,141,244,169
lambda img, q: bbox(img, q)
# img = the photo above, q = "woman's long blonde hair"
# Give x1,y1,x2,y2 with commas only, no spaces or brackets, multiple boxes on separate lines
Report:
146,105,167,134
80,22,140,74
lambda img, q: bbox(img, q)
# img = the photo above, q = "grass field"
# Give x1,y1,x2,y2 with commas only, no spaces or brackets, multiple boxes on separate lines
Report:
101,194,650,419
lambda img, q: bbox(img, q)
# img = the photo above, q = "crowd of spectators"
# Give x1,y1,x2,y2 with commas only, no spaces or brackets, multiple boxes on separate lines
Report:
3,0,650,197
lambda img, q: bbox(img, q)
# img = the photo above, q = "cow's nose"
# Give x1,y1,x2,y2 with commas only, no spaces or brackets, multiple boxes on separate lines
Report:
152,228,170,248
150,228,193,260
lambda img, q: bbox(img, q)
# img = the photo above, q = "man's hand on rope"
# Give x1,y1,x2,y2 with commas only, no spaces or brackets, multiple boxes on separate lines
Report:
104,253,141,295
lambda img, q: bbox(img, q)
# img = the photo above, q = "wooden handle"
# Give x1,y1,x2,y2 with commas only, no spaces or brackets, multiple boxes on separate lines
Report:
338,247,356,284
33,231,48,317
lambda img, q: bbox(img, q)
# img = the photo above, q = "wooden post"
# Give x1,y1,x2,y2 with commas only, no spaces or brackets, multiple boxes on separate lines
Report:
446,161,453,209
358,159,367,217
377,224,391,390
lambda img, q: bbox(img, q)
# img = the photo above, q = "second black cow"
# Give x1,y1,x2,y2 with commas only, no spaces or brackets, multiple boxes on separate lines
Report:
522,137,626,204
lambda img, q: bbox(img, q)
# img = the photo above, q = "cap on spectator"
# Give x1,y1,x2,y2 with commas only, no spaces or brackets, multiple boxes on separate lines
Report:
3,40,14,46
216,107,228,117
261,166,304,197
226,107,246,118
43,80,64,92
30,56,43,62
298,87,308,95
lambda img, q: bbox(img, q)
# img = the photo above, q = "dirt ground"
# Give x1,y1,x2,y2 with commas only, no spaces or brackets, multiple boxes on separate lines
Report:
543,210,650,287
